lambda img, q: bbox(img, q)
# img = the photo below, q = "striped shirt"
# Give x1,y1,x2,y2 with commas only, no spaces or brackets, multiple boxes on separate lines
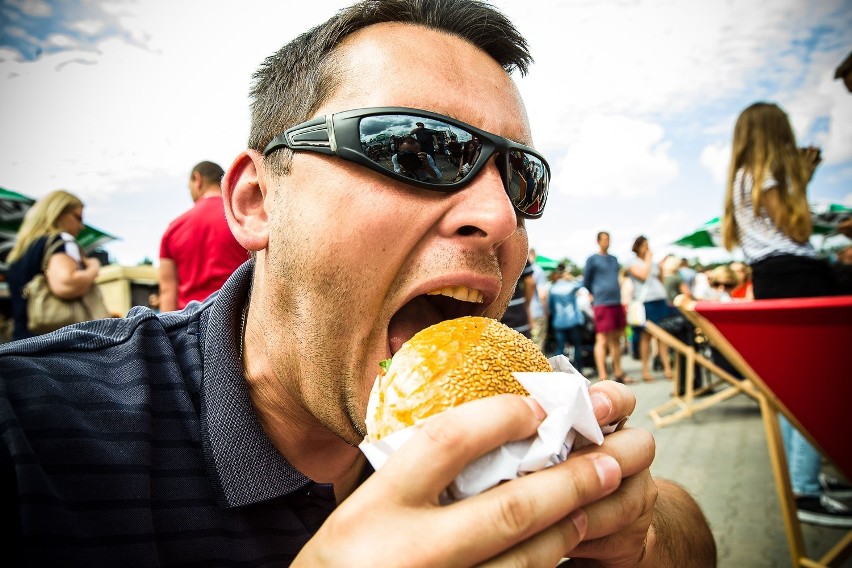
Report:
732,168,816,264
1,261,360,566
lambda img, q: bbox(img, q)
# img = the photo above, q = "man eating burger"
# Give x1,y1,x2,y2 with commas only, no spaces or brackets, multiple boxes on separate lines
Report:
1,1,716,566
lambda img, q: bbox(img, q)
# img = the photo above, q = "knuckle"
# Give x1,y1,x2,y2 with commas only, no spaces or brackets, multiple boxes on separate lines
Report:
492,491,538,537
419,413,468,450
633,428,656,460
621,474,658,524
620,488,645,522
644,475,659,515
563,457,602,504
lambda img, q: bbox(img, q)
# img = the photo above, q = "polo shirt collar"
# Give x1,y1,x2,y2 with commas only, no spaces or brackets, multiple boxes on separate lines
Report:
198,260,312,508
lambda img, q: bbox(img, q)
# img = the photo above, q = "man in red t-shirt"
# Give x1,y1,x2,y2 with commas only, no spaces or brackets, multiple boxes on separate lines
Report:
158,161,247,311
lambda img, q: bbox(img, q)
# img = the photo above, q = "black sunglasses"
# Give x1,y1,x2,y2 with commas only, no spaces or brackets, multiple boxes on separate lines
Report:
262,107,549,219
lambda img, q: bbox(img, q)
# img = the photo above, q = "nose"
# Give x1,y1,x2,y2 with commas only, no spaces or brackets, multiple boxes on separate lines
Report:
439,156,520,246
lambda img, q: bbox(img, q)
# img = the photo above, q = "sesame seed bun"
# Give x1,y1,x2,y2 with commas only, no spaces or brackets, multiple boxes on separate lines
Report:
365,316,551,441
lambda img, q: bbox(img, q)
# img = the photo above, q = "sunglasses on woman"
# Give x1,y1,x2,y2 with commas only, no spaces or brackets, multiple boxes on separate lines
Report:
262,107,550,219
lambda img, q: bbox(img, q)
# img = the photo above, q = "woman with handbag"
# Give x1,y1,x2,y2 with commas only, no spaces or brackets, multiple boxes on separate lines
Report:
626,235,673,382
5,190,104,341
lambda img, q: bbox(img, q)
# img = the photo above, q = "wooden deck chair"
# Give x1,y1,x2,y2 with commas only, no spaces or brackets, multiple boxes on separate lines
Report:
645,297,760,428
682,295,852,568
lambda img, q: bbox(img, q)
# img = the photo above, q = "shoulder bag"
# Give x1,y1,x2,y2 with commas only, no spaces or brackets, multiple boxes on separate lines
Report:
22,237,111,334
626,272,650,327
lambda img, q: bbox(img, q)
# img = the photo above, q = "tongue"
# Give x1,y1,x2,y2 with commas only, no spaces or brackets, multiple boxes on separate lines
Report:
388,296,444,355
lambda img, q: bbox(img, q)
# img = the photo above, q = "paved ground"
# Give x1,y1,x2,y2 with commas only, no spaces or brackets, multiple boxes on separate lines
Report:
596,354,852,567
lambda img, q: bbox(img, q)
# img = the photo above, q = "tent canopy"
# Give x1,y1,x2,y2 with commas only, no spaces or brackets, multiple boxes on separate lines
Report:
673,202,851,249
535,254,560,270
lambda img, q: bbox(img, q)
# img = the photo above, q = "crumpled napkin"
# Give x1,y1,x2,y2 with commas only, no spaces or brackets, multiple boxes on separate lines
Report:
359,355,614,503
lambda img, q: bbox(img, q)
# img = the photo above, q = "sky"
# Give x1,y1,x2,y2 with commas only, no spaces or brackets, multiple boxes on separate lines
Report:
1,0,851,269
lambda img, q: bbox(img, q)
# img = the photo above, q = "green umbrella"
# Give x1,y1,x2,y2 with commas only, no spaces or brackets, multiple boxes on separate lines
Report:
674,217,723,248
673,203,851,249
810,202,852,235
535,254,560,270
0,186,118,267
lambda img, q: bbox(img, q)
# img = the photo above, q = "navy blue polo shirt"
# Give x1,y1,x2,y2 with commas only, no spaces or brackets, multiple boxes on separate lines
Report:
1,261,363,565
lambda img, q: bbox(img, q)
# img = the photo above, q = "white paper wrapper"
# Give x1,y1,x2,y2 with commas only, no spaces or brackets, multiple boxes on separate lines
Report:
359,354,611,503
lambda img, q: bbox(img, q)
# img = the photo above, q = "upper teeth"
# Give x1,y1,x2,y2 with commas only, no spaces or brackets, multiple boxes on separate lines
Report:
427,286,485,303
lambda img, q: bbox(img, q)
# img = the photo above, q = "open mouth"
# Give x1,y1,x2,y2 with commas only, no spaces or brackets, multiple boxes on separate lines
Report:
387,286,485,355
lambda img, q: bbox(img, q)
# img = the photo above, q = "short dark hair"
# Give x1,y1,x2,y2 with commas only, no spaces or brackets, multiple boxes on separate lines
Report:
399,135,420,149
192,161,225,184
597,231,609,242
250,0,532,176
632,235,647,255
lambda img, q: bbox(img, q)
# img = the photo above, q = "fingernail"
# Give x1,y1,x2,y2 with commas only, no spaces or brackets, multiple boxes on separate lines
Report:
523,396,547,421
568,509,587,538
590,392,612,422
593,455,621,489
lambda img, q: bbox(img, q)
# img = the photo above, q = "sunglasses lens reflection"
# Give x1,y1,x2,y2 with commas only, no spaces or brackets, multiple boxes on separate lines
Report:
505,150,547,216
358,114,546,217
359,114,472,187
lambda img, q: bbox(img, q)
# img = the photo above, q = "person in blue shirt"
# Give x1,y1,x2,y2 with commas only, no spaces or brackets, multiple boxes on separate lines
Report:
548,269,586,372
583,231,632,382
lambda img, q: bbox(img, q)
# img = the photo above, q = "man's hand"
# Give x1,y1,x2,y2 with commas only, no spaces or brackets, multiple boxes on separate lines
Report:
294,381,660,567
570,381,716,567
296,388,640,567
565,430,656,567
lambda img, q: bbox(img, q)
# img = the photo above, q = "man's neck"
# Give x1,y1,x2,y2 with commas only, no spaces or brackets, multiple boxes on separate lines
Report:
241,293,366,502
199,187,221,200
246,362,366,501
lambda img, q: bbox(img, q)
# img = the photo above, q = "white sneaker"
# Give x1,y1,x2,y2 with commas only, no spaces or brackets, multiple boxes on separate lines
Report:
818,472,852,500
797,495,852,528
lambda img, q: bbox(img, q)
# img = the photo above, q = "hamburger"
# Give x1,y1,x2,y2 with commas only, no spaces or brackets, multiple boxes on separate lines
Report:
365,316,551,441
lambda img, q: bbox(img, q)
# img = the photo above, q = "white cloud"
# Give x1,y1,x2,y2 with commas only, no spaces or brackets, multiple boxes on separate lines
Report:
68,19,106,36
699,143,730,185
0,46,24,64
514,0,813,118
1,0,851,267
817,81,852,165
13,0,52,18
3,25,25,39
552,114,678,198
45,33,74,48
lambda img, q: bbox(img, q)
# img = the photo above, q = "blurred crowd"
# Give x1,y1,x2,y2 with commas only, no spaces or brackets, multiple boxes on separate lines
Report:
506,235,851,371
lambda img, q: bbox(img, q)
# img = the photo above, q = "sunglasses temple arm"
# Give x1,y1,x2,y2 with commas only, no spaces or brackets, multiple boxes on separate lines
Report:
264,115,336,156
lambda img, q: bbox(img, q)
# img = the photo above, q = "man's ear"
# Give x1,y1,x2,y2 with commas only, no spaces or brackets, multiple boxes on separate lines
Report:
222,150,269,252
189,171,202,200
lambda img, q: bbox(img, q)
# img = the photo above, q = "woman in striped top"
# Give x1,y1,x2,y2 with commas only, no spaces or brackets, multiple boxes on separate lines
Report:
722,101,834,299
721,101,847,528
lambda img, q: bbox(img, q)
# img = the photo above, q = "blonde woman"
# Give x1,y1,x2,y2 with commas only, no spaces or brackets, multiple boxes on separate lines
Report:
6,190,101,340
721,102,835,299
722,102,842,526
